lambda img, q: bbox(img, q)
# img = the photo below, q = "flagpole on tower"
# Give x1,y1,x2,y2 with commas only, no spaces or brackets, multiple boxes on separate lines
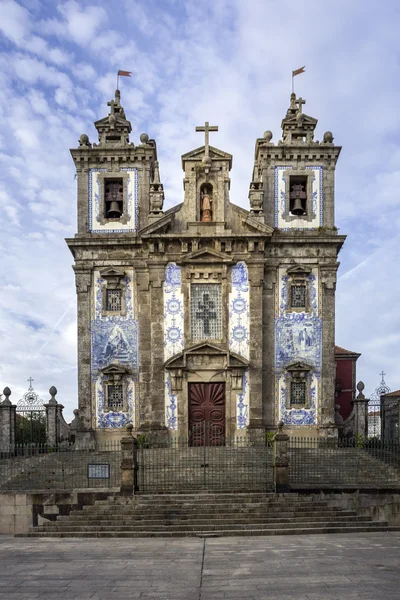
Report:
292,66,305,95
117,69,132,90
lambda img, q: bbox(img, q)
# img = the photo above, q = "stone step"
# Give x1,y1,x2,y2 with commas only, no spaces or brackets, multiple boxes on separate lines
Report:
56,513,366,526
20,524,400,538
37,518,377,533
65,507,357,520
78,505,334,517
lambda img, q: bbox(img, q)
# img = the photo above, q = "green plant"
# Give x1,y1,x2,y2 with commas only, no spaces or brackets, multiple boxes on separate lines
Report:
354,434,365,448
136,433,150,448
265,431,275,448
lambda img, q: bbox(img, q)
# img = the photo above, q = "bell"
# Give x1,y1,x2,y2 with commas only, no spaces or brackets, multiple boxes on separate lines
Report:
107,201,122,218
291,197,305,216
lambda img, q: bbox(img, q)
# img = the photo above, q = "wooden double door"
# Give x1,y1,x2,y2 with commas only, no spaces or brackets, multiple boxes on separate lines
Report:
188,382,225,446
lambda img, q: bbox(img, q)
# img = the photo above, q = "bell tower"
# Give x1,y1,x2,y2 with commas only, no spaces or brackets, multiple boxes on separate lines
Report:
67,90,164,439
251,93,346,435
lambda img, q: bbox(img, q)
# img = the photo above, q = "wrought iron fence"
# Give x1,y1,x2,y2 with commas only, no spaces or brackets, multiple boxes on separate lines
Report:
137,426,273,493
0,441,121,491
289,436,400,487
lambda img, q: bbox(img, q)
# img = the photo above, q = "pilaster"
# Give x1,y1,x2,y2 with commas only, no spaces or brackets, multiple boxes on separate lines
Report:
74,268,93,432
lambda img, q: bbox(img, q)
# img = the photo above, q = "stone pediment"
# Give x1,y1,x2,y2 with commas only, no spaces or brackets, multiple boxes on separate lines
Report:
101,363,131,375
282,113,317,128
94,114,131,130
181,145,232,169
239,214,274,235
181,247,233,264
99,267,125,279
164,342,249,370
287,264,312,276
139,205,181,236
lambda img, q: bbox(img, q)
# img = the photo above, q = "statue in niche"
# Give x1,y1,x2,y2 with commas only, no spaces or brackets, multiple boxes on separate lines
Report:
200,186,213,222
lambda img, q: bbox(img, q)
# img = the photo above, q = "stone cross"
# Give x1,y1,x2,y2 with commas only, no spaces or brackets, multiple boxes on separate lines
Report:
380,370,386,383
196,293,216,336
296,97,306,113
195,122,218,159
27,377,34,390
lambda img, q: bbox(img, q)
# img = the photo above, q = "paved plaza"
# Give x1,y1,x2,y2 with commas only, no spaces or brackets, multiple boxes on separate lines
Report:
0,532,399,599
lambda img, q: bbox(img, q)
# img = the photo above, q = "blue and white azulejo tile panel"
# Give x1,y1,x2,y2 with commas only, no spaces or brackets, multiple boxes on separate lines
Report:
164,263,184,430
275,267,321,425
229,262,250,360
91,269,138,428
88,168,138,233
229,262,250,429
236,370,249,430
274,166,323,229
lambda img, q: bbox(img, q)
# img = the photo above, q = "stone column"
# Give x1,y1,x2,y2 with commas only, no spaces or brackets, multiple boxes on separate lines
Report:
248,264,264,430
0,387,16,453
320,269,337,427
353,381,368,438
149,266,166,429
263,266,277,429
74,268,93,437
273,421,290,492
120,424,138,494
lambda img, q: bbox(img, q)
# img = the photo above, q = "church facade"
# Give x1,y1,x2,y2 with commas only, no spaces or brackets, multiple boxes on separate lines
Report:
66,90,345,441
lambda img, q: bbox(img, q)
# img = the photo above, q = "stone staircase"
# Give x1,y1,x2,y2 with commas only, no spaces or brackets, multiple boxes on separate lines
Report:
289,447,400,486
20,493,400,538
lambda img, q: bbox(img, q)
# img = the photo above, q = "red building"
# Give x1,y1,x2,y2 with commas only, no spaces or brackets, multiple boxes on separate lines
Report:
335,345,361,421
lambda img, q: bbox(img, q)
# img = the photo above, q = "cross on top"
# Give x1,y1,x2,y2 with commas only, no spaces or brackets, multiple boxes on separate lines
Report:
196,293,216,336
296,97,306,113
195,121,218,158
27,377,34,390
380,370,386,382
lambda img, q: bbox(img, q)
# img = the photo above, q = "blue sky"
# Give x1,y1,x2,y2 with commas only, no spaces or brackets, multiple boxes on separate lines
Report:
0,0,399,417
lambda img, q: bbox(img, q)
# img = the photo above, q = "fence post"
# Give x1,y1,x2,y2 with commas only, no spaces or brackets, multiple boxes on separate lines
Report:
273,420,290,492
44,386,59,446
0,387,16,453
120,423,138,494
354,381,368,438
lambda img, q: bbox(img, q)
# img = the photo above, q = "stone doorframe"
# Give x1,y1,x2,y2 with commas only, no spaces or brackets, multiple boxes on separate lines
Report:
164,342,249,436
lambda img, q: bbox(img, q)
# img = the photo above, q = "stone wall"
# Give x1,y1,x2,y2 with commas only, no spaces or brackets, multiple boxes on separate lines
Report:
0,491,112,535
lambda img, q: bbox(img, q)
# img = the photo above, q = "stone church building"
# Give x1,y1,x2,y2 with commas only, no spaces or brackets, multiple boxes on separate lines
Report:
66,90,345,441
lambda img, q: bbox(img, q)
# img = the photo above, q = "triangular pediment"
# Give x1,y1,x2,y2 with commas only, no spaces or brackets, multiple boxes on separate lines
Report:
101,364,130,375
165,342,249,369
182,145,232,169
94,115,131,130
286,264,312,276
182,145,232,161
282,113,317,127
181,246,233,264
100,267,125,277
139,205,181,236
286,361,312,373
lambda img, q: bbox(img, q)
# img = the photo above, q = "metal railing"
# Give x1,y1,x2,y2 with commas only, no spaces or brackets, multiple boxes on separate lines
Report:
137,427,273,493
289,437,400,487
0,441,121,491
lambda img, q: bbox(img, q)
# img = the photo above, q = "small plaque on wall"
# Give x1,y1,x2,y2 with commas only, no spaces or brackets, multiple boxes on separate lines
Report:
88,464,110,479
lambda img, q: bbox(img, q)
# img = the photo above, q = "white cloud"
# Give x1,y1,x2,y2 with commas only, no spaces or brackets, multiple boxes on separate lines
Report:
0,0,400,419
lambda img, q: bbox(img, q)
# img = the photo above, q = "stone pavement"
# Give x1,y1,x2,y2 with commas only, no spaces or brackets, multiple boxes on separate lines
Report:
0,532,399,599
